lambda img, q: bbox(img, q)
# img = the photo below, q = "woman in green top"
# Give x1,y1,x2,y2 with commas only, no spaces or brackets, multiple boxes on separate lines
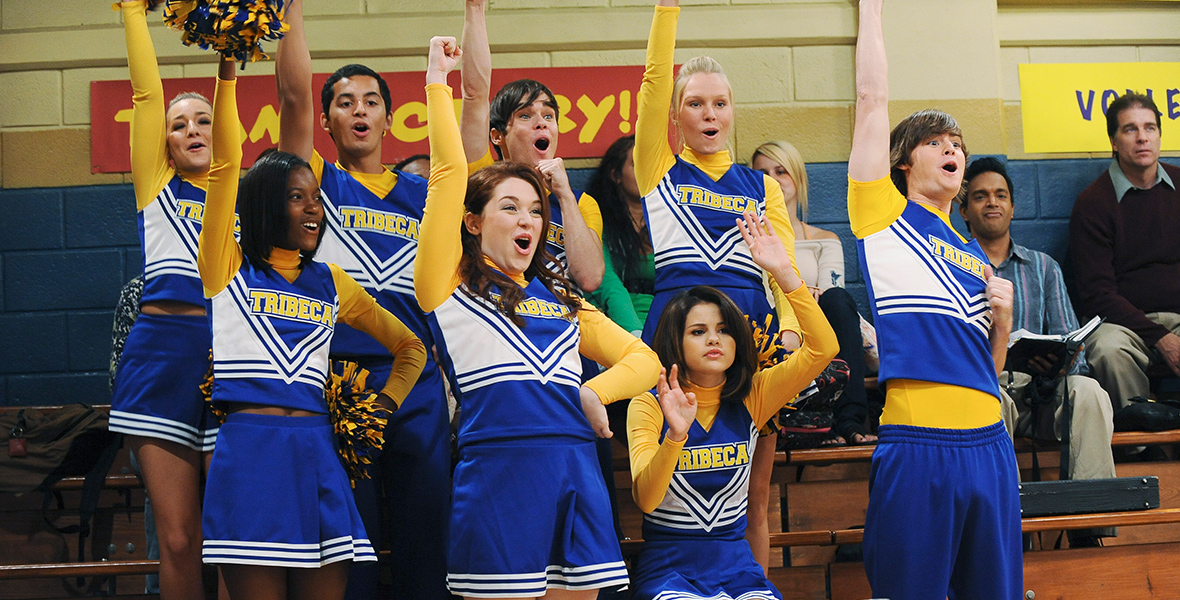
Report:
587,135,655,336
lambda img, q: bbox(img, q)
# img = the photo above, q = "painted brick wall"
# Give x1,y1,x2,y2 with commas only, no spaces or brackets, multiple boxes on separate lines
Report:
1,185,141,406
2,156,1133,405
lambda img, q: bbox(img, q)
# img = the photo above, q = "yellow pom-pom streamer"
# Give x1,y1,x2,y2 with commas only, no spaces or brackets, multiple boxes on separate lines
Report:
749,312,798,412
325,361,391,487
163,0,290,64
200,354,390,486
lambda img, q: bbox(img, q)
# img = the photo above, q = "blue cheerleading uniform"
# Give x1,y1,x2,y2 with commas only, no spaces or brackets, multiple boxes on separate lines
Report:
416,83,660,599
636,5,799,347
198,76,426,570
311,152,452,600
641,158,785,345
627,285,837,600
109,0,224,451
850,175,1021,600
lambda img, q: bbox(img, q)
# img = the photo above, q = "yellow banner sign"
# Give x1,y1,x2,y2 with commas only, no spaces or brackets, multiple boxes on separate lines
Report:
1018,62,1180,153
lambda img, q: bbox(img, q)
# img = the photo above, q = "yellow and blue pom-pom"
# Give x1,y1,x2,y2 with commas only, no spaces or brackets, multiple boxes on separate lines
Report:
200,355,388,485
750,313,785,370
200,350,228,424
163,0,290,64
325,361,391,487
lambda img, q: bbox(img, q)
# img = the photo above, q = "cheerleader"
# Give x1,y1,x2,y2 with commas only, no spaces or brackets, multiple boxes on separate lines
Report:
850,1,1020,598
636,0,803,569
414,37,660,599
459,0,605,292
198,54,426,600
111,3,220,597
629,213,836,600
275,3,452,597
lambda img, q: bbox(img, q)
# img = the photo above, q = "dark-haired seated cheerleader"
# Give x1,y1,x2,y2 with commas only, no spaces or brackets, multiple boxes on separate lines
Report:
628,214,836,600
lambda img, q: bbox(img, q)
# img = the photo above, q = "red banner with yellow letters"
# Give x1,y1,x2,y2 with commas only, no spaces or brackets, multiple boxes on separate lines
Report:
90,66,645,173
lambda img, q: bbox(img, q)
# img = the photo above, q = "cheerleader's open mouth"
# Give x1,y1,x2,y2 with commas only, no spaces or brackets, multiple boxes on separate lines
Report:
534,138,550,152
514,233,532,253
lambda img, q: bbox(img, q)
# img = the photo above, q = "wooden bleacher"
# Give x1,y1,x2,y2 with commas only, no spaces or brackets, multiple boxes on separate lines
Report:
4,402,1180,600
612,421,1180,600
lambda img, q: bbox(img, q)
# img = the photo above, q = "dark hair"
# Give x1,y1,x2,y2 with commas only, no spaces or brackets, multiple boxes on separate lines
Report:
488,79,559,159
1106,92,1162,158
321,64,392,118
889,109,969,198
651,286,756,405
393,154,430,172
587,135,646,284
460,162,581,326
964,157,1014,201
237,149,323,269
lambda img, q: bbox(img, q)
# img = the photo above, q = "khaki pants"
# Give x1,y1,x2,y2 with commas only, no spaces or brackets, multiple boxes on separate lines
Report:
1086,312,1180,409
999,371,1116,539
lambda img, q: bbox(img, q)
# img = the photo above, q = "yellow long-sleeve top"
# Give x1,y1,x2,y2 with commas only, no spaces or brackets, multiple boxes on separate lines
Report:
636,5,800,338
198,77,426,409
627,285,837,513
848,176,1000,429
123,0,207,208
416,84,660,406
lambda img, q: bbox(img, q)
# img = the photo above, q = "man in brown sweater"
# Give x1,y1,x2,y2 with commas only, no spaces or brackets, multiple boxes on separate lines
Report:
1070,92,1180,410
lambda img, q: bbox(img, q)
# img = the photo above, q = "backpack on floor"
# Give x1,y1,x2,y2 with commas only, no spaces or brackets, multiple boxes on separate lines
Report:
0,404,123,569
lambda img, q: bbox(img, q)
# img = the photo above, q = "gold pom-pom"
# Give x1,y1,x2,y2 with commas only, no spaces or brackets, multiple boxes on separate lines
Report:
749,313,785,370
163,0,290,64
325,361,391,487
201,350,227,424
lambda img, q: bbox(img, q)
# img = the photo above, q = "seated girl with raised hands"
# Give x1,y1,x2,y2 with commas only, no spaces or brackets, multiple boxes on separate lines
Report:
626,213,837,600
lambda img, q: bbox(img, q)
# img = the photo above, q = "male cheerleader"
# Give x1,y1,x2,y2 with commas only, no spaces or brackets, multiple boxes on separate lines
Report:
848,1,1021,599
275,2,450,599
459,0,605,293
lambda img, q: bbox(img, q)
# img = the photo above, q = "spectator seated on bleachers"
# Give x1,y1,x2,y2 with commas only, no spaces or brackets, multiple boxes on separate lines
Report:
961,157,1116,547
752,140,877,447
1070,93,1180,410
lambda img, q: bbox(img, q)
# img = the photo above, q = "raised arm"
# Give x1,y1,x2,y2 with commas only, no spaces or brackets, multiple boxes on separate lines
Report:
538,165,605,291
848,0,890,184
122,0,172,209
459,0,492,164
414,37,468,313
737,212,837,420
197,57,243,297
634,0,681,196
628,365,696,513
276,0,315,161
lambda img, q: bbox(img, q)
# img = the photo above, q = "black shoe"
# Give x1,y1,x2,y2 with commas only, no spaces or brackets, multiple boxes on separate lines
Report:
1069,536,1103,548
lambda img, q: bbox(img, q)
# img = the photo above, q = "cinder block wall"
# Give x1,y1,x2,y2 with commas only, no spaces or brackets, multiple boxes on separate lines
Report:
1,0,1178,404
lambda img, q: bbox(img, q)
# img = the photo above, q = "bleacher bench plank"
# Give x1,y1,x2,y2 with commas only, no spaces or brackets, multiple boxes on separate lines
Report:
49,474,141,492
829,507,1180,545
1111,429,1180,446
0,560,158,580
